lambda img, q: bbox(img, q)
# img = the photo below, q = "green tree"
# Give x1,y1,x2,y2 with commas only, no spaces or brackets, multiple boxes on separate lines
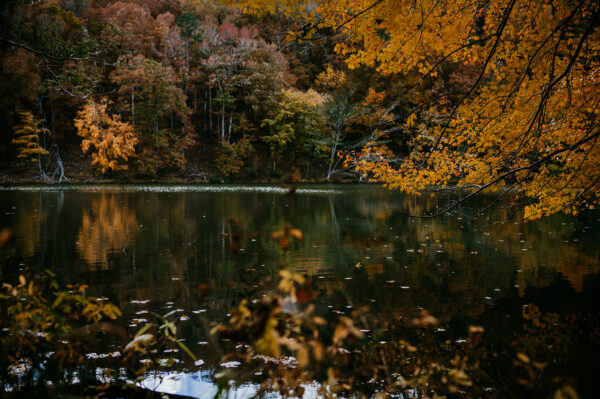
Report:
261,88,327,177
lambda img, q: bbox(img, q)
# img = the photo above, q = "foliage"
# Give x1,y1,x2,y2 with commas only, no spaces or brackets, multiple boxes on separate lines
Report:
122,310,197,378
110,55,193,175
215,268,481,398
4,0,599,213
321,93,358,180
136,129,189,176
0,0,394,182
11,111,48,162
506,303,598,398
74,98,138,173
231,0,600,218
0,270,121,389
215,135,255,178
0,49,42,121
262,88,327,169
271,223,303,249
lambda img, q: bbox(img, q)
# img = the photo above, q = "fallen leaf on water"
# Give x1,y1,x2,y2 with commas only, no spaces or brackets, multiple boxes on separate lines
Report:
516,352,530,364
469,325,485,334
289,228,303,240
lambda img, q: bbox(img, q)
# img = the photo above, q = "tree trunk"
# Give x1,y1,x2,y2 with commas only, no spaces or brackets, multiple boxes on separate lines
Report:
37,152,44,181
209,88,213,136
50,98,56,136
221,96,225,143
203,89,207,152
37,97,46,181
227,111,233,144
36,133,45,181
52,144,66,183
327,139,338,181
131,87,135,126
184,47,189,97
327,129,342,181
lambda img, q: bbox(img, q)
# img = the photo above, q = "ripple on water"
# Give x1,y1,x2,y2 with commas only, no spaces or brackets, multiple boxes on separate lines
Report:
0,184,341,195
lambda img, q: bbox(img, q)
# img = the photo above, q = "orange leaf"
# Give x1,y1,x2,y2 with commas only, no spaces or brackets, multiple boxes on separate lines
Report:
289,228,303,240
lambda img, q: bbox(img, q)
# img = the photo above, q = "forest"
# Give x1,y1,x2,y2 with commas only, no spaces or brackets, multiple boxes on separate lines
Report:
2,0,599,220
1,1,600,398
0,0,406,185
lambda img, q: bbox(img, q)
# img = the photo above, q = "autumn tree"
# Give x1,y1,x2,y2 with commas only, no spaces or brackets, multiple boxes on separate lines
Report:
0,49,42,151
201,19,262,143
262,88,327,176
110,55,192,175
12,111,49,179
230,0,600,219
236,39,290,121
74,98,138,174
315,67,399,181
315,67,359,181
215,135,255,179
342,87,401,182
0,1,100,163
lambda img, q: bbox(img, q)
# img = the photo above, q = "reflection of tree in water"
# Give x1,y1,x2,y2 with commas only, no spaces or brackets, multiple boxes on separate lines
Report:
485,207,600,292
210,265,600,398
2,188,599,397
465,274,600,398
12,196,47,257
5,192,65,259
76,194,138,269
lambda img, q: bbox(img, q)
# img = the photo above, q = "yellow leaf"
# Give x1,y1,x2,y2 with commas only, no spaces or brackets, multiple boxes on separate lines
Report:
516,352,530,364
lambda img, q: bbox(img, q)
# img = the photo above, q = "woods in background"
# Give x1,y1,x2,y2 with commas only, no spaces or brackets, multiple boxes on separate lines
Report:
0,0,407,183
2,0,599,220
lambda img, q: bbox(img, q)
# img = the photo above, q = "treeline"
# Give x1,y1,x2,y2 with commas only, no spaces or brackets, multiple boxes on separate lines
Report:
0,0,423,182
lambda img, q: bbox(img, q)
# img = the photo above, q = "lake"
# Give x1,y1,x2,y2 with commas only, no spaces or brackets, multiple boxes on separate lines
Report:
1,184,599,398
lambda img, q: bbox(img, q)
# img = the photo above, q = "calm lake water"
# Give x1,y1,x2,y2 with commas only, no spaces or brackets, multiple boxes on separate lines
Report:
1,184,599,397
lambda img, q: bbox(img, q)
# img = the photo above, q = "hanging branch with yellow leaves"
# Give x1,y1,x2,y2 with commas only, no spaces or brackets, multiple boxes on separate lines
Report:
229,0,600,220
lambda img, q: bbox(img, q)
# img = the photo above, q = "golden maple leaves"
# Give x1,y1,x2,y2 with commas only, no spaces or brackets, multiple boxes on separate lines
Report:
232,0,600,220
74,98,138,173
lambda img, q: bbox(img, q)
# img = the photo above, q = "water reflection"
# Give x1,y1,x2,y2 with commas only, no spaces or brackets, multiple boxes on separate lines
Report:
140,371,319,399
1,185,599,396
77,194,138,268
1,185,599,309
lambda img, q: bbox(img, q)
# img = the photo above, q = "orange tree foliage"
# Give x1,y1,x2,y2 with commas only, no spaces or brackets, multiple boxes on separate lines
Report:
74,99,138,174
231,0,600,220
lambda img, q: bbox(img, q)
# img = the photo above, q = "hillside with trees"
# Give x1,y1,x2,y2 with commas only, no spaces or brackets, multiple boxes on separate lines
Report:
0,0,408,185
1,0,599,219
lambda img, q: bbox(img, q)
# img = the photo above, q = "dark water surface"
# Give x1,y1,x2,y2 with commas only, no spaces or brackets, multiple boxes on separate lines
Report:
1,184,599,397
